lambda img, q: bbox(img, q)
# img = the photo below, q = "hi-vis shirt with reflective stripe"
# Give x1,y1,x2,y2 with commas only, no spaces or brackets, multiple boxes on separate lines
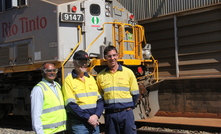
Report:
97,65,139,105
37,81,66,134
63,74,102,110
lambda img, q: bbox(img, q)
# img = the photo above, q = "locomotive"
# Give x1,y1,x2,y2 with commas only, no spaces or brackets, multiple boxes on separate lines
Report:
0,0,160,121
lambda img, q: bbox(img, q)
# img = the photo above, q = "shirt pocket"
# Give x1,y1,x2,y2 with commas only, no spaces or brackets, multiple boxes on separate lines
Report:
100,81,111,89
73,86,84,94
117,80,129,87
88,83,98,91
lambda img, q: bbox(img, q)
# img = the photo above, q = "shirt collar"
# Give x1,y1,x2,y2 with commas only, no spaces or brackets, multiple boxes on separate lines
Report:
105,63,123,72
42,78,55,86
71,69,90,78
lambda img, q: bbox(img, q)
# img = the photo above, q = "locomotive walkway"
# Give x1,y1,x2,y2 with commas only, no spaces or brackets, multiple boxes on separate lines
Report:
137,116,221,127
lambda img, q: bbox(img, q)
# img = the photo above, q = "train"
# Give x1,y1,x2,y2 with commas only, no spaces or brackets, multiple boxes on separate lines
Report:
0,0,161,121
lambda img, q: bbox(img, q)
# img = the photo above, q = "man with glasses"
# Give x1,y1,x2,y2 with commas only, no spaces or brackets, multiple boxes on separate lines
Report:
96,46,139,134
62,50,104,134
31,62,67,134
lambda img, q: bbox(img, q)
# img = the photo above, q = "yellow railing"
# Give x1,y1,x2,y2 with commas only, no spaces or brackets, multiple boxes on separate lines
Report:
85,22,159,82
86,22,144,60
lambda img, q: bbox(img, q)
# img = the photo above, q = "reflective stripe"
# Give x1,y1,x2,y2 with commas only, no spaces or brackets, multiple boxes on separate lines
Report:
65,98,76,106
98,94,102,99
65,95,98,109
43,120,66,129
104,87,130,92
76,92,98,98
42,105,65,114
131,90,139,95
36,83,46,91
103,87,133,104
54,82,61,88
37,82,48,91
105,98,133,104
80,103,97,109
37,81,60,91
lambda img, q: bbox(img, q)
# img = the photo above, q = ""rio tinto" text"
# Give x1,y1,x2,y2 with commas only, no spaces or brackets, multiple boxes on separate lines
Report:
1,16,47,37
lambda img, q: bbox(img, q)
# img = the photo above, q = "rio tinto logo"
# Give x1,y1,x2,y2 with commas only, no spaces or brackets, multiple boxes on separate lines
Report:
1,16,47,37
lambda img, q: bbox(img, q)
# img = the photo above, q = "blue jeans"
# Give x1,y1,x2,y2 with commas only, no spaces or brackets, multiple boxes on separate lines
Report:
67,118,100,134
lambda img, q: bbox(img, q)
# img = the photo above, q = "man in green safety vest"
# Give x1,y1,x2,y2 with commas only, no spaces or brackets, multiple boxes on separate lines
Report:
31,62,67,134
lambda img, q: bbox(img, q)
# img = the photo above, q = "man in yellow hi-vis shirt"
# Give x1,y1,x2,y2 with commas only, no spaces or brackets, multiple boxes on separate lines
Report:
62,50,104,134
96,46,139,134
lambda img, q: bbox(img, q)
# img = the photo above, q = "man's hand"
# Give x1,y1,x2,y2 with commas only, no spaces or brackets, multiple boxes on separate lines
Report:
88,114,99,127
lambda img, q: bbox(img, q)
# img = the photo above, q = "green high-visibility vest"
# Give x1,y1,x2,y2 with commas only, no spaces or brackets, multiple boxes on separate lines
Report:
37,81,66,134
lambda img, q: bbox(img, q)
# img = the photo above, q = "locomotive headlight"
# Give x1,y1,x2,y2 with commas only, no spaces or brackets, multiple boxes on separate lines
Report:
105,11,110,17
105,2,111,17
105,2,111,11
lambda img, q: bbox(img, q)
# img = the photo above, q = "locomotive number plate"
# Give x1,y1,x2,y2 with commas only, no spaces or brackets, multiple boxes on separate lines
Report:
61,13,84,22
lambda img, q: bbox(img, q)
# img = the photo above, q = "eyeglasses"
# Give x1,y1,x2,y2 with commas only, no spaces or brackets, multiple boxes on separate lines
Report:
105,53,118,59
43,69,58,73
75,60,90,66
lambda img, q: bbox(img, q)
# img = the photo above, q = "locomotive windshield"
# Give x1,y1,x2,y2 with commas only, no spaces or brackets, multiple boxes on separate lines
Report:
90,4,100,16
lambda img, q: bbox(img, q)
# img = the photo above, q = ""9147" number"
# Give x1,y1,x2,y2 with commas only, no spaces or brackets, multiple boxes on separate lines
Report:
61,13,84,22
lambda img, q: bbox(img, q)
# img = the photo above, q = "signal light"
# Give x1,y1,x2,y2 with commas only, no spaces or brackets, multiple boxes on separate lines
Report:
72,6,77,12
129,15,134,19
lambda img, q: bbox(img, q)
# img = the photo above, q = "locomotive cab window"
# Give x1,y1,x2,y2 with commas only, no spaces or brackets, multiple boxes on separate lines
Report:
0,0,27,12
90,4,100,16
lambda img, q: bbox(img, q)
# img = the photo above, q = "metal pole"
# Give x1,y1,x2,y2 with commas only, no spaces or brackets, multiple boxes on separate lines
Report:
174,15,179,77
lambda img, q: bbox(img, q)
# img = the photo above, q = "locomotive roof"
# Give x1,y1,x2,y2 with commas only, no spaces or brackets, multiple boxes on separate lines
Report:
44,0,89,5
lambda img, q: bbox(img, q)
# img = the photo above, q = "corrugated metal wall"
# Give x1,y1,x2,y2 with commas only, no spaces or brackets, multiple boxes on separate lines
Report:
118,0,221,79
118,0,221,20
139,6,221,79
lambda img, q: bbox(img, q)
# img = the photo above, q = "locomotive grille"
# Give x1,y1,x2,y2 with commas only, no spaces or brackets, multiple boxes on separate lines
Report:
16,44,29,65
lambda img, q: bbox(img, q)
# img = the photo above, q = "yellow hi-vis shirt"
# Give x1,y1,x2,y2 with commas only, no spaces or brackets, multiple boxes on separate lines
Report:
37,81,66,134
96,65,139,106
62,73,101,110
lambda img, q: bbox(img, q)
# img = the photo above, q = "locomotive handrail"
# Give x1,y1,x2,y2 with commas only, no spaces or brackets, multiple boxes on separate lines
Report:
85,22,117,52
86,22,137,59
61,25,82,84
134,25,145,59
152,56,159,82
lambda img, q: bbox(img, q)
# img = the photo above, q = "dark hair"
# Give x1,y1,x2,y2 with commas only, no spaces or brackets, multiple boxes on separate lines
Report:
103,46,118,56
41,62,55,70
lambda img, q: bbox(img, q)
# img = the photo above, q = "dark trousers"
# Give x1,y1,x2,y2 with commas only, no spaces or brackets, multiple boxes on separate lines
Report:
105,108,137,134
